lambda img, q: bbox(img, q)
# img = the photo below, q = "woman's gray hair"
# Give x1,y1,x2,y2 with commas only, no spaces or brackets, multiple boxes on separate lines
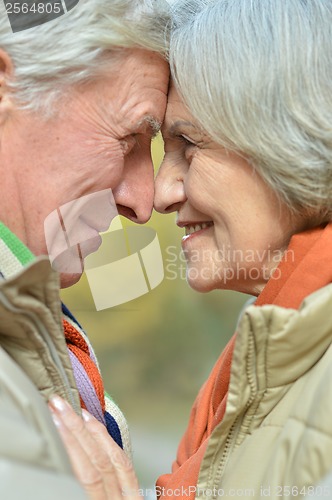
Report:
170,0,332,221
0,0,170,112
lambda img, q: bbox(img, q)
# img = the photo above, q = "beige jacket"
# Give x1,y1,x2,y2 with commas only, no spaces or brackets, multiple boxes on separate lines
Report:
0,258,86,499
197,284,332,499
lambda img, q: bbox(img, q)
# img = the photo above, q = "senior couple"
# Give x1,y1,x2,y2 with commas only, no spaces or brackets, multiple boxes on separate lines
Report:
0,0,331,498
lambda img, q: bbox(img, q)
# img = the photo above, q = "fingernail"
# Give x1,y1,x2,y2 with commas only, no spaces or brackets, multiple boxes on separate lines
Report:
49,395,68,413
51,412,62,428
82,409,93,422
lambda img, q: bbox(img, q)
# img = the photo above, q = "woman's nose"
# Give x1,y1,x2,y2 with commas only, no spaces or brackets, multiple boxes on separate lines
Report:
154,161,187,214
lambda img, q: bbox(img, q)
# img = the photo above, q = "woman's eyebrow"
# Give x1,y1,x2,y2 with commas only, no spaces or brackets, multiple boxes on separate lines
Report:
167,120,199,137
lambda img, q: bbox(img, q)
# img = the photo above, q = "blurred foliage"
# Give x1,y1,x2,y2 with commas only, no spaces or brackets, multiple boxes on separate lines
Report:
60,135,248,485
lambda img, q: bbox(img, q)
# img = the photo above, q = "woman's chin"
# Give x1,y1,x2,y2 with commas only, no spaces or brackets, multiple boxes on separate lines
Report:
185,264,242,293
186,268,216,293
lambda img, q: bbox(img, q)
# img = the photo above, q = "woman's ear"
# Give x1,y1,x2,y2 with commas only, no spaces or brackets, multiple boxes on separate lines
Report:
0,49,15,126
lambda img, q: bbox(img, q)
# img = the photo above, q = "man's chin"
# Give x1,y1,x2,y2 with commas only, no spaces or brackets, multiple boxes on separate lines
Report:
60,272,83,289
51,237,102,288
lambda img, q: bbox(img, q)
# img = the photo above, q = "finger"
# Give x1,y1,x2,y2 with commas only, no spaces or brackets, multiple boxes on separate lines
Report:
50,396,135,499
49,395,110,469
49,396,112,498
50,410,106,500
82,410,142,500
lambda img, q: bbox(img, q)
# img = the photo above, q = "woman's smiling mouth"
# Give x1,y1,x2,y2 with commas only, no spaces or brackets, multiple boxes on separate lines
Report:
184,222,214,236
177,221,214,244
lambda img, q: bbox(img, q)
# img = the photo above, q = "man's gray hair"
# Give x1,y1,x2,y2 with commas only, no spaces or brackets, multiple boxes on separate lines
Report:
170,0,332,221
0,0,170,111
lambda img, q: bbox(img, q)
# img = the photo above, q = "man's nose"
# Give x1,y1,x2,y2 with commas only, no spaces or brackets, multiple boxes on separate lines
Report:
154,160,186,214
113,154,155,224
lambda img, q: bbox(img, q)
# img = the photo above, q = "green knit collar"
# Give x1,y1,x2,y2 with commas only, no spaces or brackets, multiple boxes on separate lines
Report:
0,222,35,278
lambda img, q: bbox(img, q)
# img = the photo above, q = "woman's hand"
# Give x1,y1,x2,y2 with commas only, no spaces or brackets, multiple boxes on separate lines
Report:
48,395,142,500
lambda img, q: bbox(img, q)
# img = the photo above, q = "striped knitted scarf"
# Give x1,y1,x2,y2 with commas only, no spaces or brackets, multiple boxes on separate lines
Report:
0,222,131,456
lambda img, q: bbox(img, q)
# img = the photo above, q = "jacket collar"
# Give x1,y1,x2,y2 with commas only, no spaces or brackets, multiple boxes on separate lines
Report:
228,222,332,413
240,283,332,389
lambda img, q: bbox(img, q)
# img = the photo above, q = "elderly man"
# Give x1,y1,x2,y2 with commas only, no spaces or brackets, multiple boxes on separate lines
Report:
0,0,169,498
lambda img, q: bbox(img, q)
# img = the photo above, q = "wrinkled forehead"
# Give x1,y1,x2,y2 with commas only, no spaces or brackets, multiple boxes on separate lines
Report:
99,49,169,136
128,50,169,119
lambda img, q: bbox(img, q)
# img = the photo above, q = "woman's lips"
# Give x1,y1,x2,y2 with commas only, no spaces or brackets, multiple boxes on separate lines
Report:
184,221,214,236
180,221,214,244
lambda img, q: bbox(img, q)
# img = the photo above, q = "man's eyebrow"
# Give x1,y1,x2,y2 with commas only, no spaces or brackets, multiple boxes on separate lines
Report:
137,116,162,138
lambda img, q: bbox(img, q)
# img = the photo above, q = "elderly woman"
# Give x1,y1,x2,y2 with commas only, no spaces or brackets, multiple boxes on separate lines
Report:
0,0,169,498
154,0,332,498
51,0,332,498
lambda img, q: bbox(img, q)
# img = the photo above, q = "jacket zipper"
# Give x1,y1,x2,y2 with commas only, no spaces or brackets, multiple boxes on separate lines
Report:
213,330,257,491
0,290,79,413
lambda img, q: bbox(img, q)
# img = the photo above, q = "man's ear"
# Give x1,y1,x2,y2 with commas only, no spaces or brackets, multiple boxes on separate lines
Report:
0,49,15,126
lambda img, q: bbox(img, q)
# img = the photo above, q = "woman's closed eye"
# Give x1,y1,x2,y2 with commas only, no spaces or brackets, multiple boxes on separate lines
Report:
177,134,202,163
178,134,197,147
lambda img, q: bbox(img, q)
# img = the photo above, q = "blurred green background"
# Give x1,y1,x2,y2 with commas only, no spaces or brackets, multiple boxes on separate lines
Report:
61,135,248,490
